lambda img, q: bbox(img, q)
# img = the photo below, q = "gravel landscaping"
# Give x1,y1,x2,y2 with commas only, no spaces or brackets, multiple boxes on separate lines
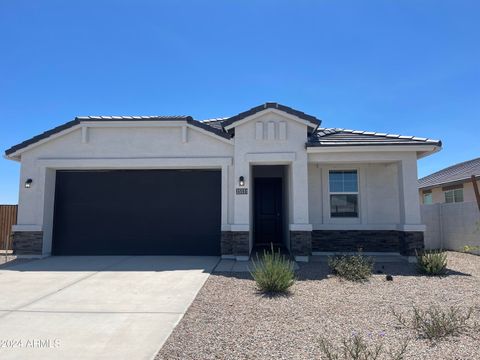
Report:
156,252,480,360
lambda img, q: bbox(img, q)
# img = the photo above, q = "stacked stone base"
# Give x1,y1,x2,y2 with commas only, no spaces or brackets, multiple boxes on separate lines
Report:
312,230,424,256
12,231,43,256
11,229,424,259
290,231,312,257
221,231,249,257
221,229,424,259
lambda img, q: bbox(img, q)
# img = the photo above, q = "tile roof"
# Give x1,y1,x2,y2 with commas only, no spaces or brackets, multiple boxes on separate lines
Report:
221,102,321,129
5,103,320,156
76,115,189,120
307,128,442,147
5,115,230,156
4,104,441,157
419,157,480,189
200,117,229,131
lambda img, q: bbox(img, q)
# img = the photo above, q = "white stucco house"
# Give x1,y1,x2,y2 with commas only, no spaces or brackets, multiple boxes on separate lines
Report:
5,103,441,261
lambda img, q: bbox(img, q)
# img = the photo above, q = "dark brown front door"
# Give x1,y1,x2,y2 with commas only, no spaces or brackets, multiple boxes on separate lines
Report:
254,178,283,245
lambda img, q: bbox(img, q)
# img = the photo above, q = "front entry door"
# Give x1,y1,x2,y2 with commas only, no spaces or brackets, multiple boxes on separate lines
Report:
254,178,283,245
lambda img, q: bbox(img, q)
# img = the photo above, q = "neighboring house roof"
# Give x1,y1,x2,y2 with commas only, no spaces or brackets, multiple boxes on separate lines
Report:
307,128,442,147
419,157,480,189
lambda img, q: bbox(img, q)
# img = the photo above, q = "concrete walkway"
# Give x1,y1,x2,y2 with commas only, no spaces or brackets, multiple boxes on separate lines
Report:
0,256,219,360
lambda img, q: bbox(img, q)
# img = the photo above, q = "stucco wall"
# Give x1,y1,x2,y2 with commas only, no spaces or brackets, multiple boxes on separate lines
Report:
308,163,401,229
307,151,422,231
231,111,312,251
15,123,235,255
24,125,233,159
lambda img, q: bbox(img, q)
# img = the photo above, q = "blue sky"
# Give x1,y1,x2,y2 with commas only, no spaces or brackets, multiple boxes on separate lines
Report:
1,1,479,204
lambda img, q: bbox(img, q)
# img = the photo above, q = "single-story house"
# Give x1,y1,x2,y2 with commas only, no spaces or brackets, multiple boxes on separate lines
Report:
419,157,480,205
5,103,442,261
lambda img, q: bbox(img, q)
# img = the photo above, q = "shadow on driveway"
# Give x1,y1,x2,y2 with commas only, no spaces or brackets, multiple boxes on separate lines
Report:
0,255,220,272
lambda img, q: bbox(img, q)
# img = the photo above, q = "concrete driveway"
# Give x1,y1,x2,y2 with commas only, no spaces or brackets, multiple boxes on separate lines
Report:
0,256,219,360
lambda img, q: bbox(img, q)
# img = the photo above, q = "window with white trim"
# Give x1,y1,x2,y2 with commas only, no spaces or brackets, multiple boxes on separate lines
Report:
444,188,463,203
329,170,359,218
422,191,433,205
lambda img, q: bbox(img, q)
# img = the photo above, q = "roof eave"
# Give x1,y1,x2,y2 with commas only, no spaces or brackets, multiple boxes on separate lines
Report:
416,144,442,159
3,153,20,162
306,142,441,148
306,143,441,154
4,116,233,159
5,119,82,158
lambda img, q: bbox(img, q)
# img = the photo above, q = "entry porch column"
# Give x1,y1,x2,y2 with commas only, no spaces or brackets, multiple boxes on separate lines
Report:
289,159,312,262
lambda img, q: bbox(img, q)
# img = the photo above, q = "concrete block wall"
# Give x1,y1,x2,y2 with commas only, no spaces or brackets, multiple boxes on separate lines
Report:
421,202,480,254
421,204,442,249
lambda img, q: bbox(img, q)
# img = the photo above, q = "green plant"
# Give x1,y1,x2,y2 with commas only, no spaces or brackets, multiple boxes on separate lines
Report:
319,332,409,360
459,220,480,254
416,249,447,275
392,305,479,341
250,244,295,293
328,251,373,282
462,245,480,254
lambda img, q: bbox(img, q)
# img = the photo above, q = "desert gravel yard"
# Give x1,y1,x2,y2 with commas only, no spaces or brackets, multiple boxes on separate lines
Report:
156,252,480,360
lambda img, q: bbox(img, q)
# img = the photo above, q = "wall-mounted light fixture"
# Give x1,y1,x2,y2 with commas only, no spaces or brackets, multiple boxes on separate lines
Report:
239,176,245,187
25,179,33,188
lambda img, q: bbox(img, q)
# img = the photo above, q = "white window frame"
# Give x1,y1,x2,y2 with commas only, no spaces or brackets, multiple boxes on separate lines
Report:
423,192,433,205
444,188,463,203
328,169,360,219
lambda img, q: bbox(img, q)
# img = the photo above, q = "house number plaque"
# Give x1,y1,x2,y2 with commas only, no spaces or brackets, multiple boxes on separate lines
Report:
236,188,248,195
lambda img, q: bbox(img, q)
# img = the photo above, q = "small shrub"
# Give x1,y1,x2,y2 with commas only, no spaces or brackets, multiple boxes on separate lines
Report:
462,245,480,254
416,249,447,275
392,305,479,341
250,244,295,293
328,251,373,282
319,332,409,360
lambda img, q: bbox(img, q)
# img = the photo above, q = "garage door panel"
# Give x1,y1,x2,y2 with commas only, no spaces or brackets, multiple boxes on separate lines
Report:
52,170,221,255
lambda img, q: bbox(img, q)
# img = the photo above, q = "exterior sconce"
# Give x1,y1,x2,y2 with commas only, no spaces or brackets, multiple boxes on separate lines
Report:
25,179,33,188
239,176,245,187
